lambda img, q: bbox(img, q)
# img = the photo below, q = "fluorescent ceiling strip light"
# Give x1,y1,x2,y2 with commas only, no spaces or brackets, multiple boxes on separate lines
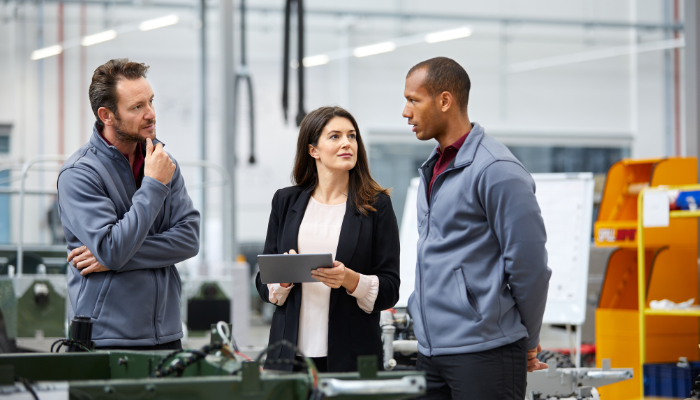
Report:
425,27,472,43
353,41,396,58
139,15,180,31
31,45,63,60
507,37,685,73
81,30,117,46
303,54,330,67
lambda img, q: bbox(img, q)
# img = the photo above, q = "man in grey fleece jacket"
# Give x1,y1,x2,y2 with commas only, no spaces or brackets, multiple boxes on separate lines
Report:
403,57,552,399
57,59,200,350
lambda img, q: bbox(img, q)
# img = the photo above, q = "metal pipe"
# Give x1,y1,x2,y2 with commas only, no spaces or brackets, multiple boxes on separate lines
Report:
0,188,58,195
177,161,232,263
198,0,207,264
57,1,64,156
36,0,46,245
382,324,396,370
664,0,674,156
628,0,638,154
80,2,87,144
220,0,234,263
673,0,681,155
17,155,67,276
393,340,418,355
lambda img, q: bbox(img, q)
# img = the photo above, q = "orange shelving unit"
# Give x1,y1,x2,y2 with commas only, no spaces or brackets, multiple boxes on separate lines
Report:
594,157,699,400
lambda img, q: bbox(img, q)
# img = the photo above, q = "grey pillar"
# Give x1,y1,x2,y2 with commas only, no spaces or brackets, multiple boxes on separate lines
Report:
221,0,237,261
686,0,700,178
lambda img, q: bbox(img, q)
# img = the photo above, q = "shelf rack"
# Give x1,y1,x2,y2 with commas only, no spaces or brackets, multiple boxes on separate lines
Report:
637,184,700,396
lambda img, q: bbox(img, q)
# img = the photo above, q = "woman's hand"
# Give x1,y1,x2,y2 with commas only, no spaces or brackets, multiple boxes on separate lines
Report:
311,260,360,292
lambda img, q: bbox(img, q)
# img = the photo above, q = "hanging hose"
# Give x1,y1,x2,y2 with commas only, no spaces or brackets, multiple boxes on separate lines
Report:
281,0,307,127
233,0,257,164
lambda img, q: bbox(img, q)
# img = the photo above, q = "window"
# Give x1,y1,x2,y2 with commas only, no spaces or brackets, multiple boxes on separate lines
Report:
0,124,10,154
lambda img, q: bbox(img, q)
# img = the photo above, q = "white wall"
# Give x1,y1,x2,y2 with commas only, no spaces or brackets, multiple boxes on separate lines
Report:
0,0,679,261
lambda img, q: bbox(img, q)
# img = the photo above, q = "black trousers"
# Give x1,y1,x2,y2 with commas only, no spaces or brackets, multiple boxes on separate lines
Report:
293,355,328,373
415,338,527,400
96,339,182,351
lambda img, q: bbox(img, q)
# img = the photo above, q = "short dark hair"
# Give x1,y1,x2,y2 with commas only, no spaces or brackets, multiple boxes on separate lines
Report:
293,106,389,216
407,57,471,110
89,58,150,128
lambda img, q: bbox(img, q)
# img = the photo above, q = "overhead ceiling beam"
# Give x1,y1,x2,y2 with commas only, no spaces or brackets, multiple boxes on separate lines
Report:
18,0,684,31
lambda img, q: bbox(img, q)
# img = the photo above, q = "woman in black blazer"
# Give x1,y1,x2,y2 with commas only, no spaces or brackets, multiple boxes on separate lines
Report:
255,106,400,373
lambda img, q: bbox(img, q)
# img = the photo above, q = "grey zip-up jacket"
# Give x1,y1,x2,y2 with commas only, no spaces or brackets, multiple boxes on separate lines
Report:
408,122,551,357
57,125,200,347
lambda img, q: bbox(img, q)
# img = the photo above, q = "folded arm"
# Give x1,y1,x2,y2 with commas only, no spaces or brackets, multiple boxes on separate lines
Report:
116,163,200,272
58,167,170,272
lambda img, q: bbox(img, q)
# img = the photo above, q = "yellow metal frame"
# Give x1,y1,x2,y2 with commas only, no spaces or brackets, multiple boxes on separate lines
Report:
637,184,700,395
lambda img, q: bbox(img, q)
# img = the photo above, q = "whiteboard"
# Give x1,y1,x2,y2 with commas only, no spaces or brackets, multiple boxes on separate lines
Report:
396,173,594,326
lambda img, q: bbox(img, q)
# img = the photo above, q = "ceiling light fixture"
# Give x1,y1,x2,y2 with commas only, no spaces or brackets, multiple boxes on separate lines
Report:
353,41,396,58
302,54,330,67
30,45,63,60
425,27,472,43
139,15,180,31
81,30,117,46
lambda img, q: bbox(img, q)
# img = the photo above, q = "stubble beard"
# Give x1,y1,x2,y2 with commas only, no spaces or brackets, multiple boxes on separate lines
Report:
113,113,156,144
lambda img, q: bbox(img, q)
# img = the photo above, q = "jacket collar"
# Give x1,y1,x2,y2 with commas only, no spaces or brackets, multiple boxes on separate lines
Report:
421,122,485,169
89,122,164,160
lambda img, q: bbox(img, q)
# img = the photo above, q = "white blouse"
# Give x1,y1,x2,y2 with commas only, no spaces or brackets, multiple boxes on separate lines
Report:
267,196,379,357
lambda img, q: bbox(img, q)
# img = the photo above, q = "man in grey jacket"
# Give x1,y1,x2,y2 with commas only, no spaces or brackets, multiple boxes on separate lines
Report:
403,57,551,399
57,59,200,350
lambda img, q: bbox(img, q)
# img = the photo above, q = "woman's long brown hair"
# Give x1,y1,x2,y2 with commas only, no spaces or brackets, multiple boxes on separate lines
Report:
292,106,389,215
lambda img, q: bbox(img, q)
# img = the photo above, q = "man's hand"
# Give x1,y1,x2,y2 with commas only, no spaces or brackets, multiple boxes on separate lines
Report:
527,343,548,372
67,246,110,276
144,138,176,185
311,260,359,291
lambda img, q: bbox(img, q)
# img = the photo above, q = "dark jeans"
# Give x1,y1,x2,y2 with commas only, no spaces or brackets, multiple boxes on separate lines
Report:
415,338,527,400
96,339,182,351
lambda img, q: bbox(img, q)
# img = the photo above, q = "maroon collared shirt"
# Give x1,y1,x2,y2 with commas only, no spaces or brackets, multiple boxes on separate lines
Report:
100,133,145,187
429,131,470,198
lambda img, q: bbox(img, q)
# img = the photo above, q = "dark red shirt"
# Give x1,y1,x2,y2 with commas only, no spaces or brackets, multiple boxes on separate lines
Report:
429,131,470,198
100,134,145,187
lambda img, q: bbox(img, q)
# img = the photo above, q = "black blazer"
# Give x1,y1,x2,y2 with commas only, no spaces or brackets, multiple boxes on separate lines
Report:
255,186,400,372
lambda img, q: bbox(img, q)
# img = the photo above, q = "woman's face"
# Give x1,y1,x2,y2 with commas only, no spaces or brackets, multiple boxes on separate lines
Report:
309,117,358,173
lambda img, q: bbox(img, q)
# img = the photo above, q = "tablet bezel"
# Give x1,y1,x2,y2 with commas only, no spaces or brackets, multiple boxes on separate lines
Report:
257,253,334,284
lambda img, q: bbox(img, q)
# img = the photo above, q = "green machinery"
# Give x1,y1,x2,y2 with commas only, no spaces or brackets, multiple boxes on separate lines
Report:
0,350,426,399
0,246,71,350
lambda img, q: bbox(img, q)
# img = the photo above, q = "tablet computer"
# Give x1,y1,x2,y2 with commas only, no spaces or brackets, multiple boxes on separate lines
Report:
257,253,334,284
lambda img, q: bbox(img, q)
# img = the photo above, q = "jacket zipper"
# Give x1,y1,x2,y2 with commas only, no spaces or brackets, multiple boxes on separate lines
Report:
152,270,159,344
417,168,433,356
418,162,464,356
108,142,160,344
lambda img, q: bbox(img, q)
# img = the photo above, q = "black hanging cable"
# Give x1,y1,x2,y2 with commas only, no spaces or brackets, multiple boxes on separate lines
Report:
295,0,306,126
282,0,292,122
15,376,39,400
233,0,256,163
281,0,306,126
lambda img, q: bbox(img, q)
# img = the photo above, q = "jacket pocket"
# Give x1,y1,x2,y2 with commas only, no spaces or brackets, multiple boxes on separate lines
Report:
91,272,114,319
454,269,482,322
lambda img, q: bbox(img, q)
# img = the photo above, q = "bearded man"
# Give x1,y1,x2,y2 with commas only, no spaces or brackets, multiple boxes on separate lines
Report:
57,58,200,350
